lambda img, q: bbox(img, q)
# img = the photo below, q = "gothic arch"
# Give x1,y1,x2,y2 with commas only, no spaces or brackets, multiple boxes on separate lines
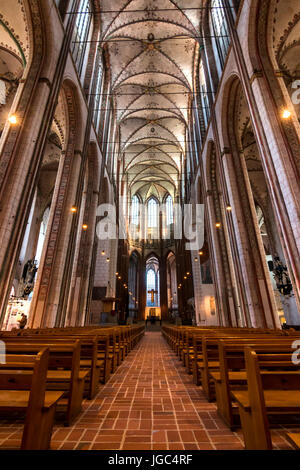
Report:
247,0,300,172
28,79,83,328
0,0,44,191
223,74,291,327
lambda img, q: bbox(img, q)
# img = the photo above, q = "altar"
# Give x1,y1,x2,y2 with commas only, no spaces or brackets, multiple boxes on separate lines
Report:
145,306,161,319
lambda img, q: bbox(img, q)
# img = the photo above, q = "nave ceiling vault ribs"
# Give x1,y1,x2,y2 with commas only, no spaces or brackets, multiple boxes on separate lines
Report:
99,0,199,202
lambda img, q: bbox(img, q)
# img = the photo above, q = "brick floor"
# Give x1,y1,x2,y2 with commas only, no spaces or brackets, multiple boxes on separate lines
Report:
0,332,296,450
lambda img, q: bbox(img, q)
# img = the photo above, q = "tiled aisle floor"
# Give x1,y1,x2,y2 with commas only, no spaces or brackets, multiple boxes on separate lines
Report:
0,332,295,450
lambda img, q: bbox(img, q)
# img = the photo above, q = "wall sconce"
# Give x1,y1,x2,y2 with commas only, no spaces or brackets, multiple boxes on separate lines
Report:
82,224,88,230
282,109,291,119
226,205,232,212
8,114,18,124
215,222,221,228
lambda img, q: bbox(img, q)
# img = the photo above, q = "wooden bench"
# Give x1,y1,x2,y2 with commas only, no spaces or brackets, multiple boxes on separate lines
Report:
35,333,111,388
0,348,63,449
231,346,300,450
195,333,289,400
211,339,300,429
2,340,88,426
10,334,110,397
286,433,300,449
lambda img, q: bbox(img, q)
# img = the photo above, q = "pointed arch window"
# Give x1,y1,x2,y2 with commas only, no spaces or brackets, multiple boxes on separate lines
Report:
147,198,158,228
210,0,230,74
93,51,104,131
71,0,93,76
199,60,210,127
146,268,160,306
131,195,140,225
166,195,173,225
0,80,6,105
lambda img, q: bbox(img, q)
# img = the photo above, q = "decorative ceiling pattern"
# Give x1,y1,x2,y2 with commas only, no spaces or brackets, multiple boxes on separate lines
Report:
0,0,30,67
100,0,201,201
271,0,300,73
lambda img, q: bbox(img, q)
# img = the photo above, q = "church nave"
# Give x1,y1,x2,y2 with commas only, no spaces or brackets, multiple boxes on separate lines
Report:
0,331,295,451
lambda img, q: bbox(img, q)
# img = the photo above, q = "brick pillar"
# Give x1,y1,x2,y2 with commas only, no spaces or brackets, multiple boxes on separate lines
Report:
159,256,168,320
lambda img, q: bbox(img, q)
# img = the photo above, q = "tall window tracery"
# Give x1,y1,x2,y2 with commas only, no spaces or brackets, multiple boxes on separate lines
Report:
210,0,230,75
147,197,158,229
72,0,93,76
131,195,140,226
166,195,173,225
199,60,210,127
93,52,104,131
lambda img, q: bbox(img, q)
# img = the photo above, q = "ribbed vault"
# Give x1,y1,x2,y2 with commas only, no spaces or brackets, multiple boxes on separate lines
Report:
100,0,201,202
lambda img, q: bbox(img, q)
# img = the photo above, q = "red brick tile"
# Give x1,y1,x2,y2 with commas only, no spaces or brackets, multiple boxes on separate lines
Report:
167,431,181,442
169,443,184,450
152,430,167,443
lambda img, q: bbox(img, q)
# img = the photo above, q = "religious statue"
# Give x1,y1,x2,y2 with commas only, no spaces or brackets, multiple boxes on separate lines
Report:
18,313,27,330
272,256,293,296
20,259,38,297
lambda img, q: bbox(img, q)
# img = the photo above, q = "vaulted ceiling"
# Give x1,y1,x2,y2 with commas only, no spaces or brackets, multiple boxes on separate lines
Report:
0,0,30,68
270,0,300,74
100,0,201,202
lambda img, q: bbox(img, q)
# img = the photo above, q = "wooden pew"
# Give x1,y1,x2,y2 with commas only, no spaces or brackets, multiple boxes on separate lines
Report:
231,346,300,450
2,340,88,426
8,334,110,397
0,348,63,450
194,332,287,399
210,338,300,429
286,433,300,449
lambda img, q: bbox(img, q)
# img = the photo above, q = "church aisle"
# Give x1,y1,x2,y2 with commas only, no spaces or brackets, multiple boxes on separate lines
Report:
51,332,292,451
0,332,294,450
